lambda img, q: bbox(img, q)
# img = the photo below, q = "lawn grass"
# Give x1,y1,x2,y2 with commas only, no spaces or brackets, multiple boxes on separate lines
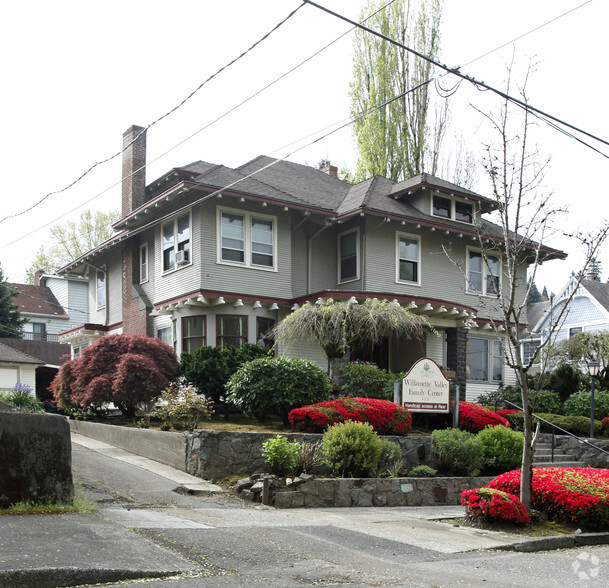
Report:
0,484,95,515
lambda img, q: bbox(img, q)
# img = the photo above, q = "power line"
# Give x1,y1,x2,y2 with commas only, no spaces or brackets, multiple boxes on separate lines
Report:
302,0,609,156
0,2,306,226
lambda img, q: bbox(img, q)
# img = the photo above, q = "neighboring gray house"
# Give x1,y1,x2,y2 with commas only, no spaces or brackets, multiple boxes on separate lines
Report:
527,276,609,361
58,125,564,400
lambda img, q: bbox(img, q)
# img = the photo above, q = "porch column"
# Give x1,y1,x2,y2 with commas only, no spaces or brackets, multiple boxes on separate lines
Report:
446,327,467,400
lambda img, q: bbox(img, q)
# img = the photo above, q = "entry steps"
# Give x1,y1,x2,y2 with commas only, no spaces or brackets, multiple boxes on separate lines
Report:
532,441,587,468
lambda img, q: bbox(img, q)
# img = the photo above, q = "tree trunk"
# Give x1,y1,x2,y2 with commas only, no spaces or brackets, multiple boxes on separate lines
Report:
519,378,533,511
328,357,341,394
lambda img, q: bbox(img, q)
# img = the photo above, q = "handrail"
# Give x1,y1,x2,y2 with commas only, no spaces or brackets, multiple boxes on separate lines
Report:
495,399,609,458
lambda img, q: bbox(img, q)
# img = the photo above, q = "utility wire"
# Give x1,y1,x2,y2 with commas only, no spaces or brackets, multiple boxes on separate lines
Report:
0,3,305,226
302,0,609,155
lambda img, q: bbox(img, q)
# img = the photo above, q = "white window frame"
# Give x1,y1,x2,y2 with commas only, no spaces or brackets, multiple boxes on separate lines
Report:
467,337,503,382
395,231,421,286
139,243,149,284
217,207,277,271
96,269,106,309
337,227,360,284
466,247,501,297
431,195,474,225
162,212,191,273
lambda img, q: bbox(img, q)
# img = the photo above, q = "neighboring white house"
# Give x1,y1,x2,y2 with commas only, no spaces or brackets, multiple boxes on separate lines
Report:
0,341,44,394
57,125,566,401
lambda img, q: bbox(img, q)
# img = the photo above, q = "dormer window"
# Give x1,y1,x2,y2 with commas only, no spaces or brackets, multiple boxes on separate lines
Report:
432,195,473,224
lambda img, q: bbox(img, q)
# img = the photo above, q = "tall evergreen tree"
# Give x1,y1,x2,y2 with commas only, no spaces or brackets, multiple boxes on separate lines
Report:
0,263,26,338
349,0,445,182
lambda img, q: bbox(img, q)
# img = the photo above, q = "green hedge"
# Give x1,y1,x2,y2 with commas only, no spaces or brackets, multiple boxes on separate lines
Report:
508,412,603,437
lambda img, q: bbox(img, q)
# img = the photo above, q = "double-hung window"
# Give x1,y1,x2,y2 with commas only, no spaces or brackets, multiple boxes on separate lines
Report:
162,213,190,272
219,208,276,269
467,337,503,382
338,229,359,283
182,316,206,353
467,249,500,296
96,270,106,308
217,316,247,348
396,233,420,284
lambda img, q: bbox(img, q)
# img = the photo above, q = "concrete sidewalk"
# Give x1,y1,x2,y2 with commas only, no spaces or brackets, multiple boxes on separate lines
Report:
2,434,609,587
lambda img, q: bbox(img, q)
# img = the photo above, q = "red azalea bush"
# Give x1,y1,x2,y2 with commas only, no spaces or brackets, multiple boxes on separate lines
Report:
496,408,522,417
288,397,412,435
603,417,609,434
461,487,530,525
458,401,510,432
489,468,609,531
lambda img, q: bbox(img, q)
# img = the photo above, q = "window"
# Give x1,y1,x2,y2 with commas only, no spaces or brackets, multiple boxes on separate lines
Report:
219,208,276,269
432,195,473,224
522,340,538,366
140,243,148,283
467,250,500,296
157,326,172,347
569,326,583,338
396,233,420,284
182,316,206,353
30,322,47,342
256,317,275,351
162,213,190,271
467,337,503,382
96,270,106,308
217,315,247,348
338,229,359,282
432,196,451,218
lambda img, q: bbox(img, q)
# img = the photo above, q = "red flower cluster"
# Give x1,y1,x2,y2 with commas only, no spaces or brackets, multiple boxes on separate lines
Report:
458,401,510,433
496,408,522,417
288,397,412,435
461,487,530,525
489,468,609,531
602,417,609,432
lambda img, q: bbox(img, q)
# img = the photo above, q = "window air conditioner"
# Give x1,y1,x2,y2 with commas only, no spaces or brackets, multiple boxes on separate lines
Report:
176,250,189,266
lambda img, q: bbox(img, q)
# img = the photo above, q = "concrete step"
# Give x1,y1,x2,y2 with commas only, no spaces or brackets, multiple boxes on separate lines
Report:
533,461,588,468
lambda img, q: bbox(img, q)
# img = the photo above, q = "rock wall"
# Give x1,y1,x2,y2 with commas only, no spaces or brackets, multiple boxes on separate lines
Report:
548,434,609,468
273,476,493,508
184,430,432,480
0,413,73,508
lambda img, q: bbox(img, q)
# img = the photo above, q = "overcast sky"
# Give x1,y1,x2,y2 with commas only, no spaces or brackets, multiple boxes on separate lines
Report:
1,0,607,296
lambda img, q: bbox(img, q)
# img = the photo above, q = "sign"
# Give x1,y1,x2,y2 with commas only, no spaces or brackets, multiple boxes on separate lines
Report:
402,358,450,413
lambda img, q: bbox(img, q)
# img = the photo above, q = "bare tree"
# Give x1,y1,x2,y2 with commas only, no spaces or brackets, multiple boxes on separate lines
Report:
459,67,609,510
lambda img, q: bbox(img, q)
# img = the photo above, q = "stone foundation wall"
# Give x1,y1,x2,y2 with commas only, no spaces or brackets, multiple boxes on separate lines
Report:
0,413,73,508
184,430,432,480
273,476,493,508
544,434,609,468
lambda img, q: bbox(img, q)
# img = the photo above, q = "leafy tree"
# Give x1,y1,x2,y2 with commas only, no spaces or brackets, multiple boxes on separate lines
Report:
271,298,428,388
51,334,177,417
349,0,445,181
0,263,26,338
25,210,119,282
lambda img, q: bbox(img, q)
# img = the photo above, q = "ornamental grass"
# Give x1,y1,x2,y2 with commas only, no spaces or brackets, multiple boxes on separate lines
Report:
288,397,412,436
489,468,609,531
461,487,530,526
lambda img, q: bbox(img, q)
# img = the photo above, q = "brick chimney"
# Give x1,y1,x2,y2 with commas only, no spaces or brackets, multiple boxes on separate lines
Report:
321,164,338,178
34,269,45,286
121,125,147,218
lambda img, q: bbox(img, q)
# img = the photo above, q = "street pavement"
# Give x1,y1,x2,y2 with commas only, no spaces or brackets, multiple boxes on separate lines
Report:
1,433,609,587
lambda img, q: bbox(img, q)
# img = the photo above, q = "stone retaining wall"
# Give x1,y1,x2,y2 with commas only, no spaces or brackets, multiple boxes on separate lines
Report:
273,476,493,508
0,413,73,507
185,430,431,480
544,434,609,468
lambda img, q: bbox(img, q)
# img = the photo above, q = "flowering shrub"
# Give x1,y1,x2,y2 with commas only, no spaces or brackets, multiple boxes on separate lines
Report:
495,409,522,417
153,378,214,431
459,401,510,432
489,468,609,531
461,487,530,525
288,397,412,435
0,383,43,413
603,417,609,434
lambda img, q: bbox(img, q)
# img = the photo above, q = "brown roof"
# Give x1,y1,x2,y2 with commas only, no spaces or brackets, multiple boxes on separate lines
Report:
9,283,68,317
0,341,44,364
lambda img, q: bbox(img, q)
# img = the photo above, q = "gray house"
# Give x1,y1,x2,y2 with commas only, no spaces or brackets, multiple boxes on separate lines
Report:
58,126,564,400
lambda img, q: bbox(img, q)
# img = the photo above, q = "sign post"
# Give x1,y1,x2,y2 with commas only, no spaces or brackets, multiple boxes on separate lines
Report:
402,358,450,414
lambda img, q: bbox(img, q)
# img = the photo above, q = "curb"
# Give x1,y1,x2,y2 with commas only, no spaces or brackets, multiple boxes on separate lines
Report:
494,532,609,553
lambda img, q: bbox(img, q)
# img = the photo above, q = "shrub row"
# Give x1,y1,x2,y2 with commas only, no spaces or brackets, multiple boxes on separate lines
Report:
506,412,603,437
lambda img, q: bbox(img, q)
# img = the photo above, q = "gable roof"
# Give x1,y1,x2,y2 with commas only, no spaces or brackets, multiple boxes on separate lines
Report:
0,341,44,365
581,278,609,314
9,283,68,318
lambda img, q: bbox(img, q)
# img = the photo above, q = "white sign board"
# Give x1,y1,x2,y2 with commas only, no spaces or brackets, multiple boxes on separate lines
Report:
402,358,450,413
